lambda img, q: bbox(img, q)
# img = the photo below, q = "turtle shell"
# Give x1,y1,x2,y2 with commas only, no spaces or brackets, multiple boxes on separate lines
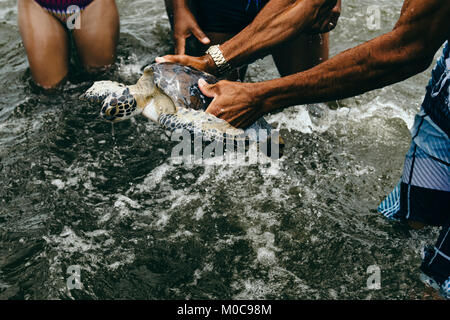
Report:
149,63,274,134
150,63,218,111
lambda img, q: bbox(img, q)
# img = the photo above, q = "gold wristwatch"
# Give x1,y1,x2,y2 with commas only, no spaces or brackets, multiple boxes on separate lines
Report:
206,45,231,74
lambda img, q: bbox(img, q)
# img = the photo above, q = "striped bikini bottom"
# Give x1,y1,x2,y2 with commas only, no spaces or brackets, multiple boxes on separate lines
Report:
34,0,95,23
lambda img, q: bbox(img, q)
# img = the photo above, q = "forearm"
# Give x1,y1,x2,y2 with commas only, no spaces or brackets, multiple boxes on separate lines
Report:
221,0,332,67
257,0,450,113
171,0,188,10
258,29,435,112
165,0,187,25
165,0,190,20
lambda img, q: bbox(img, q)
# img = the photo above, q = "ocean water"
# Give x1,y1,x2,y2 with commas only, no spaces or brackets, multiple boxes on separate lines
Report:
0,0,445,299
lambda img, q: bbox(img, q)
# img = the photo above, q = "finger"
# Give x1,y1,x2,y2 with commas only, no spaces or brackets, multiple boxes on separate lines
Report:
175,37,186,55
324,12,340,32
318,0,337,17
200,79,220,116
334,0,342,11
191,25,210,45
325,20,336,32
156,54,186,64
314,12,336,33
330,14,339,28
325,0,338,10
156,55,176,64
198,79,216,98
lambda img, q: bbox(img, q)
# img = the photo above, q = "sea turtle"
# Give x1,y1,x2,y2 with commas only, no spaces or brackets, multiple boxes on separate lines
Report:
81,63,283,155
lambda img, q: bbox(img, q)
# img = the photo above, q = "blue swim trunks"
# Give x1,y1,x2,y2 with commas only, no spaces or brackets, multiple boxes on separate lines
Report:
378,42,450,298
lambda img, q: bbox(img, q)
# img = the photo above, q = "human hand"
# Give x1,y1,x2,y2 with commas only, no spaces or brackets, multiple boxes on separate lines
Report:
198,79,265,129
172,5,210,54
308,0,341,34
155,53,218,75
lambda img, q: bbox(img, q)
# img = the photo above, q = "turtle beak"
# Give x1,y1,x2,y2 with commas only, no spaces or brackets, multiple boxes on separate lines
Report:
100,110,121,122
101,113,114,121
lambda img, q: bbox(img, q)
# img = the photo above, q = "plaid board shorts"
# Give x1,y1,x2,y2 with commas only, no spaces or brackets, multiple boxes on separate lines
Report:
378,42,450,298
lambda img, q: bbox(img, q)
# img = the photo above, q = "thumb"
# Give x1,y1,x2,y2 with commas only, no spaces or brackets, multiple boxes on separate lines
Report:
155,55,181,64
198,79,215,98
191,25,210,45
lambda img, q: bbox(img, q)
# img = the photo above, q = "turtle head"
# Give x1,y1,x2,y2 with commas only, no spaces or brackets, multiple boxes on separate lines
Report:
99,87,140,122
81,81,141,123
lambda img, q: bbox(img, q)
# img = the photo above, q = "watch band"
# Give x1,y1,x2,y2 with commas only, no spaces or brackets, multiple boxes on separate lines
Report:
206,45,231,74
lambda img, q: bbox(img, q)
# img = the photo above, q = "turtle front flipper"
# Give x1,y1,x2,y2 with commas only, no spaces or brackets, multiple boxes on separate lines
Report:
158,108,284,157
158,108,243,142
80,80,126,104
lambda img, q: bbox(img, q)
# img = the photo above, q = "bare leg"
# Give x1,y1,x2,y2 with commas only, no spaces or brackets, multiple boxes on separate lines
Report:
272,33,329,76
18,0,69,89
73,0,119,72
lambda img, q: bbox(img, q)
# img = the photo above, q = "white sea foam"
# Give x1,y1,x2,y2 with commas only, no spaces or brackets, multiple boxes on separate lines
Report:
232,266,315,300
267,97,415,136
269,105,315,134
43,225,136,298
51,179,65,190
114,195,142,209
256,247,276,266
117,54,143,79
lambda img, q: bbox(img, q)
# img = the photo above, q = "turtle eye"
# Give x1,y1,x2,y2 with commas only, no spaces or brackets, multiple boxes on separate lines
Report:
102,107,117,121
106,107,117,117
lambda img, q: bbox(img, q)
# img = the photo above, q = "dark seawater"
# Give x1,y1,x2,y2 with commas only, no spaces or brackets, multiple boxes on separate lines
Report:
0,0,444,299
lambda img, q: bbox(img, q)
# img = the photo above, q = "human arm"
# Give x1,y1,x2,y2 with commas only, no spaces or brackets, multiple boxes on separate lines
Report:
219,0,340,69
166,0,210,55
157,0,341,74
200,0,450,128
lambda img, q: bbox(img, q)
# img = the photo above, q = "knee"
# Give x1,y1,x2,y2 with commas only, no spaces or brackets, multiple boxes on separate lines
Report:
27,57,69,89
78,37,117,71
76,30,119,70
83,52,116,71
